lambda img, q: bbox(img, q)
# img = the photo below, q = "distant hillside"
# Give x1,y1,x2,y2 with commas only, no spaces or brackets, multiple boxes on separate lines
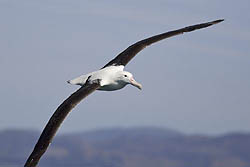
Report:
0,127,250,167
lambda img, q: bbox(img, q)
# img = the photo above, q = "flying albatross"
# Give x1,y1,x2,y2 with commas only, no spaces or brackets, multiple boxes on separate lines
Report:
24,19,224,167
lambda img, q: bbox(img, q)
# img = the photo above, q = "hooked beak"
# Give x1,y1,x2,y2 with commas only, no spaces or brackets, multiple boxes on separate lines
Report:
130,77,142,90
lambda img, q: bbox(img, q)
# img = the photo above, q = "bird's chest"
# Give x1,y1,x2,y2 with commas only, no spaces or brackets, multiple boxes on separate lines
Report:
98,79,126,91
97,83,125,91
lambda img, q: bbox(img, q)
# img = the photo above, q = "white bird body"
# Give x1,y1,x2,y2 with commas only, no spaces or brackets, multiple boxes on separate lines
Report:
68,66,123,86
67,65,142,91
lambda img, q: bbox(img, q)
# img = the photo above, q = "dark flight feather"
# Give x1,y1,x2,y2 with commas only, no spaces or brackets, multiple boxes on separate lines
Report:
102,19,224,68
24,79,101,167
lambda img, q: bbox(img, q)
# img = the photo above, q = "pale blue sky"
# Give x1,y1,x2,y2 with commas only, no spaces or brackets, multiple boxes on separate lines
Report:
0,0,249,135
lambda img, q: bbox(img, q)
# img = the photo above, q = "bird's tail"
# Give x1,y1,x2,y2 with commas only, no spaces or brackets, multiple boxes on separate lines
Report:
67,75,87,86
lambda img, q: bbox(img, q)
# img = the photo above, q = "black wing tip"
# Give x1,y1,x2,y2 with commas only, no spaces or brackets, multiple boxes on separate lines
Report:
211,19,224,24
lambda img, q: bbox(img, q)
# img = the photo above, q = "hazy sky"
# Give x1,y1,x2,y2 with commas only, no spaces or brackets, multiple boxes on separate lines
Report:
0,0,249,135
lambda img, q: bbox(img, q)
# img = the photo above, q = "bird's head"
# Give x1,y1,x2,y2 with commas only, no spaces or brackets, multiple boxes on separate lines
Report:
117,71,142,90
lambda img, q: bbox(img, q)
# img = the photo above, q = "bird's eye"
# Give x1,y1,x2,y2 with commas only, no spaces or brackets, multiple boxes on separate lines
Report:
124,75,127,77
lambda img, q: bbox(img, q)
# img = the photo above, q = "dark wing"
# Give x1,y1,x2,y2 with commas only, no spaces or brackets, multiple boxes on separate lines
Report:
24,78,101,167
102,19,224,68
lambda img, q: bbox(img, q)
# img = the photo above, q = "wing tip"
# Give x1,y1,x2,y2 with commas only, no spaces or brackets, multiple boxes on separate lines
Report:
211,19,224,25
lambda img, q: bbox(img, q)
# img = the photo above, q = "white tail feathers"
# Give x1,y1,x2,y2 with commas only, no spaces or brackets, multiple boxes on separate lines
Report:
67,75,88,86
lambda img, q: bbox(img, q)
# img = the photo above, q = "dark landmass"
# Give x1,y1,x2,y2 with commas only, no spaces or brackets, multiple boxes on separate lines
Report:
0,127,250,167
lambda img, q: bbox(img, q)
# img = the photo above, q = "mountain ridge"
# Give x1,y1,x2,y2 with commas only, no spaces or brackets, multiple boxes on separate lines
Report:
1,127,249,167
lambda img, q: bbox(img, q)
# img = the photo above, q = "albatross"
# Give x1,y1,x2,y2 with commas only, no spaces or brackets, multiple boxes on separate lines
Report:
24,19,224,167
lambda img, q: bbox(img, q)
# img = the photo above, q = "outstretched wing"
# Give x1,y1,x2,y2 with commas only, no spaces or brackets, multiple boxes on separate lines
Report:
102,19,224,68
24,79,101,167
